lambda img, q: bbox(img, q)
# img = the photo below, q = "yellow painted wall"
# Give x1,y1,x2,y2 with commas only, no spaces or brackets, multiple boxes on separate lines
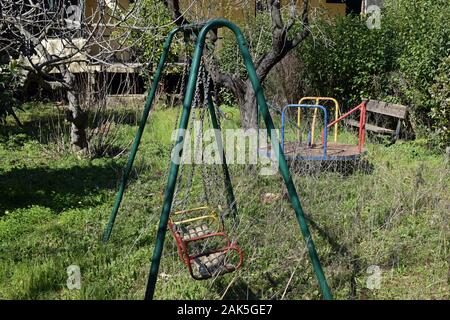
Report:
179,0,347,25
83,0,130,60
310,0,346,18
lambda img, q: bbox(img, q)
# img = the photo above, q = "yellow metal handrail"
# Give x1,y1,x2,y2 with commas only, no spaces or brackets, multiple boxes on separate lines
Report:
297,97,340,144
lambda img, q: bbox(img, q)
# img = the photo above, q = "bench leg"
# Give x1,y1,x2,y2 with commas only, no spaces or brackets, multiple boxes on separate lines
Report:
394,119,401,142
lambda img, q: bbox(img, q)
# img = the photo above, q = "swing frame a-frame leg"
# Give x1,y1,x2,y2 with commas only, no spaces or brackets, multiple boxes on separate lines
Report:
102,26,181,243
101,18,332,300
102,25,237,242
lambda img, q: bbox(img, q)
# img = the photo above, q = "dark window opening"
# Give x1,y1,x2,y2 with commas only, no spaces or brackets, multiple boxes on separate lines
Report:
255,0,268,14
326,0,362,14
345,0,363,14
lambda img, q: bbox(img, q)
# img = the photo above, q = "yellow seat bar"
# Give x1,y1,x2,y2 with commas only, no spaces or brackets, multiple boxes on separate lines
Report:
170,205,220,226
173,214,218,226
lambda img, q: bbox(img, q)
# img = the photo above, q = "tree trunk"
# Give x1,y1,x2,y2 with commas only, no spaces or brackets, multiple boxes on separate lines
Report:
239,84,259,130
162,0,310,131
62,68,88,154
67,90,88,153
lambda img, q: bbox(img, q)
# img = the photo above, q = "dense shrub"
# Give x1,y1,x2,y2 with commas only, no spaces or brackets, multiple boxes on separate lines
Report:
386,0,450,130
0,62,23,125
298,15,398,106
296,0,450,148
429,57,450,149
121,0,182,66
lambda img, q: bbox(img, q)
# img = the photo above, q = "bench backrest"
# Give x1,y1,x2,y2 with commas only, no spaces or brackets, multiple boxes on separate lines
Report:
365,100,408,119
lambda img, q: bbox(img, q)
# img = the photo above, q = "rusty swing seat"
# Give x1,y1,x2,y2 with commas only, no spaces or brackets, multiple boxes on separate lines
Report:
168,206,243,280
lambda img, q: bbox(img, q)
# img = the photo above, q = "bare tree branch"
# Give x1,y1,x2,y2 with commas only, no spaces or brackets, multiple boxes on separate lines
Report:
0,0,149,153
161,0,310,129
255,0,309,82
161,0,245,97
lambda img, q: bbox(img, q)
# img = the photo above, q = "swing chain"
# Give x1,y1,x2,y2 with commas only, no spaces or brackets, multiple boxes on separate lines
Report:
200,61,230,218
172,42,192,210
172,54,231,219
173,61,206,211
200,61,213,206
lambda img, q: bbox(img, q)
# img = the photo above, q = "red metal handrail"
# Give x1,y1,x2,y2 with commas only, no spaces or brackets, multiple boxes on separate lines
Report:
323,101,367,153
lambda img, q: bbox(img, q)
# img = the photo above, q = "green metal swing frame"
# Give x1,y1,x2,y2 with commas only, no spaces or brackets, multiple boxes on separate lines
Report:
101,18,332,301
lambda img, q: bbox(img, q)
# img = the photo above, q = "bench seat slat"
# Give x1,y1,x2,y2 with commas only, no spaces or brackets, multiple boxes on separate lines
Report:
366,100,408,118
344,119,395,134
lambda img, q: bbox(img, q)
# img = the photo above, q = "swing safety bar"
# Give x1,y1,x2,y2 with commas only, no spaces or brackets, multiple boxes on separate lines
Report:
173,206,210,214
172,214,218,226
171,207,219,227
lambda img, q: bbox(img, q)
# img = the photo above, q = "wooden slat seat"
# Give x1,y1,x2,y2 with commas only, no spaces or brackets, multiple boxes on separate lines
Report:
175,223,213,241
365,100,408,119
168,206,244,280
193,251,236,279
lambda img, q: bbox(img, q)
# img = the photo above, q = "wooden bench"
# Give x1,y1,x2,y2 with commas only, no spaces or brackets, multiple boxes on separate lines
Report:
344,99,408,141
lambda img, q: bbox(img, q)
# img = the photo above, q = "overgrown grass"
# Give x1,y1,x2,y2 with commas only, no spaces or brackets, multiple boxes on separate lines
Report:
0,103,448,299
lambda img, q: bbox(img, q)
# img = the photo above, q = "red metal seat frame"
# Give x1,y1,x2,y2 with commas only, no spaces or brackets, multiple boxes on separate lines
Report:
168,207,243,280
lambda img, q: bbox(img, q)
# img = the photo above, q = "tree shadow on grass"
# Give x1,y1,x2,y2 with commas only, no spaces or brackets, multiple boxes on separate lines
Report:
213,216,364,300
0,161,124,215
213,278,262,300
305,215,364,300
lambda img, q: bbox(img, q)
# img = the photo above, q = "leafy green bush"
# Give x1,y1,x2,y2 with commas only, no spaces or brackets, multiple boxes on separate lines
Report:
429,57,450,149
298,15,398,108
0,62,23,125
296,0,450,148
124,0,182,66
386,0,450,128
